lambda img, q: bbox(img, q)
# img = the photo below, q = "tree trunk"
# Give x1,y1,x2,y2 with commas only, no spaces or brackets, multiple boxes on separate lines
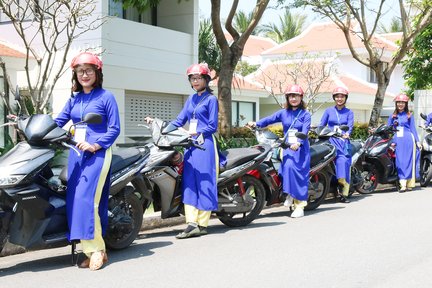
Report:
217,60,235,137
369,64,391,128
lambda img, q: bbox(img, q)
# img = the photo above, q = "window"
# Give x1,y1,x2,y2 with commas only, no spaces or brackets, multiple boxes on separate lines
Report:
232,101,256,127
109,0,157,25
368,67,377,83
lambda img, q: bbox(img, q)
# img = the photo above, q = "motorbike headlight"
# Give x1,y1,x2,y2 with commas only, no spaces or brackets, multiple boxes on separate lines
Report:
0,161,29,187
156,135,171,147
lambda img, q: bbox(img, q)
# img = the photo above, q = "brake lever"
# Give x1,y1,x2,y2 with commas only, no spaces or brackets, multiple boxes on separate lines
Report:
62,142,81,157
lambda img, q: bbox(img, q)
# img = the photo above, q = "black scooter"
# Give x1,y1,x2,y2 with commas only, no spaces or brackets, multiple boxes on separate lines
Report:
357,124,398,193
139,119,269,228
248,126,337,210
0,112,149,262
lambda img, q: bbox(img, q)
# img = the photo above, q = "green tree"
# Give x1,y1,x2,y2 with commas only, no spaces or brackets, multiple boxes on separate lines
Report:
199,19,221,77
232,10,262,35
379,16,403,33
235,61,259,76
292,0,432,128
402,24,432,97
211,0,270,136
260,8,307,43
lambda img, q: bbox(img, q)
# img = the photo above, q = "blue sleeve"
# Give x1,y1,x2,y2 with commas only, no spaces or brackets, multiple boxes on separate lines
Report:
347,110,354,135
426,113,432,126
299,112,311,146
201,96,218,136
256,110,282,128
387,116,393,126
55,97,73,127
171,96,191,127
95,93,120,149
320,109,329,126
409,116,420,142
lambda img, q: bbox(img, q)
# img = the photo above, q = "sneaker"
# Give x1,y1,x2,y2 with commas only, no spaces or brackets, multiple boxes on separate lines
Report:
284,195,293,207
198,226,208,236
290,208,304,218
175,225,201,239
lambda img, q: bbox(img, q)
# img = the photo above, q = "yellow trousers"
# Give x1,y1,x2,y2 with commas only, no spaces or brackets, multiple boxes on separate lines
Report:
293,199,307,209
81,148,111,257
338,178,350,197
185,204,212,227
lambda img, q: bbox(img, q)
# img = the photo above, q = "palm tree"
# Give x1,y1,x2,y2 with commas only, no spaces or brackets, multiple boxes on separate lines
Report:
199,18,221,77
233,10,262,35
260,8,307,43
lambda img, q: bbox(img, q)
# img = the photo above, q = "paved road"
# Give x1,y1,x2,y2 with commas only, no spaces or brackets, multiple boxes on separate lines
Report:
1,186,432,288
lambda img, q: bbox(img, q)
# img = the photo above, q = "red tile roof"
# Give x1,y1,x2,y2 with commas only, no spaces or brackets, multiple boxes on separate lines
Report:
248,59,394,97
225,34,277,57
263,21,398,55
0,42,26,58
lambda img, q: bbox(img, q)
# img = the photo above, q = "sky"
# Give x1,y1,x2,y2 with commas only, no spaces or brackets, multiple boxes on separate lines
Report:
198,0,402,30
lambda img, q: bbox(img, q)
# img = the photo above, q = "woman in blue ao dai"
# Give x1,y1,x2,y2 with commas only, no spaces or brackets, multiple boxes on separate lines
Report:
55,52,120,270
171,63,220,239
251,84,311,218
387,94,421,192
320,86,353,203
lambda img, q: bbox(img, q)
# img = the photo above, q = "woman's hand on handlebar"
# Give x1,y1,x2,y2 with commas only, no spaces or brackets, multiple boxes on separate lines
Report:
246,121,256,128
144,116,154,124
76,141,100,153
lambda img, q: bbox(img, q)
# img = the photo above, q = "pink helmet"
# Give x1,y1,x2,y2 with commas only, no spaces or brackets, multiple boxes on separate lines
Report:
394,93,409,102
71,52,103,70
332,86,349,96
284,84,304,96
186,63,211,76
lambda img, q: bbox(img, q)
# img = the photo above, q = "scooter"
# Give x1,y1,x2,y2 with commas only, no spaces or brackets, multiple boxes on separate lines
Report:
419,113,432,187
0,112,149,262
139,119,269,228
357,124,398,193
247,126,337,211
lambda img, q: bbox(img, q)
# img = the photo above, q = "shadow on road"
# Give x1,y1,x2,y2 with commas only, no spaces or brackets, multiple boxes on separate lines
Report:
0,240,172,276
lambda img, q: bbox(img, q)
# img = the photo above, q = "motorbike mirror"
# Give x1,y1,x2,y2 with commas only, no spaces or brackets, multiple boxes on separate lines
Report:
340,125,349,132
161,122,178,135
295,132,307,140
82,113,102,124
420,113,427,120
14,85,21,101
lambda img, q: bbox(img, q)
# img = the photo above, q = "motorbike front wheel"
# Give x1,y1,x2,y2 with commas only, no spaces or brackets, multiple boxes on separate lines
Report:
104,192,143,250
305,170,330,211
217,175,265,227
420,158,432,187
356,166,378,194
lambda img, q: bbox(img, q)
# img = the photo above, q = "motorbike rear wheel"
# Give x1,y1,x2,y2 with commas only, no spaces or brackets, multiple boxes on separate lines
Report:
104,192,143,250
217,175,265,227
305,170,330,211
420,158,432,187
356,166,378,194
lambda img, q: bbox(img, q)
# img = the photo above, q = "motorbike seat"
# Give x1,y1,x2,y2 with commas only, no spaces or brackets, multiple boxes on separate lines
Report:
220,148,262,172
310,144,334,167
350,141,362,156
59,147,146,185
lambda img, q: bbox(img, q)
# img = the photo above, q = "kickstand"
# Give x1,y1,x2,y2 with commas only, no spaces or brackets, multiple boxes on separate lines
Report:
71,240,79,266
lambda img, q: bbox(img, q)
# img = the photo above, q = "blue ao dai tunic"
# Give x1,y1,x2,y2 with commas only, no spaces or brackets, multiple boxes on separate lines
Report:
320,106,354,182
256,108,311,201
387,112,420,180
55,88,120,240
171,91,219,211
425,113,432,126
